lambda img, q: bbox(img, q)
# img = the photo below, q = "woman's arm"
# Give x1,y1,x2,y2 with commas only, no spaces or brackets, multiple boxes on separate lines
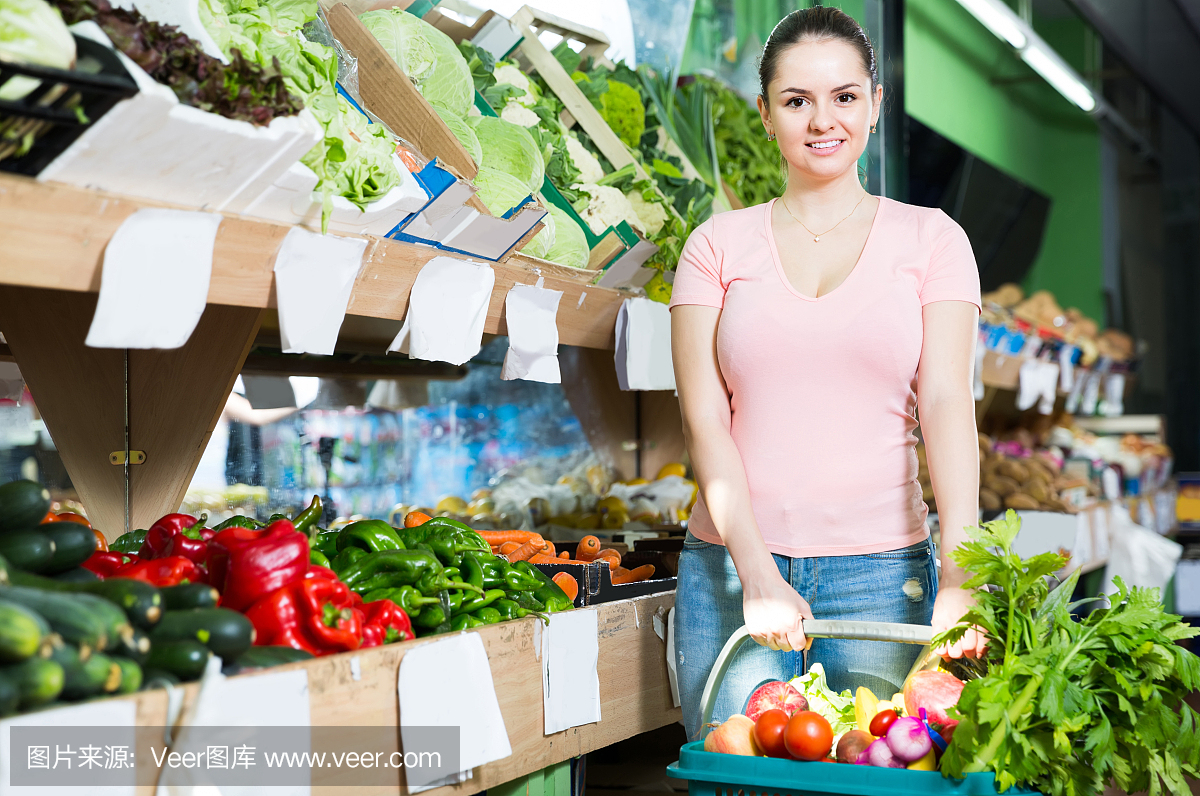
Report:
672,305,812,652
917,300,987,659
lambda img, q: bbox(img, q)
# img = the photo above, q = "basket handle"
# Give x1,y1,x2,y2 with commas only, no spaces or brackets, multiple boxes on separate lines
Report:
697,620,933,737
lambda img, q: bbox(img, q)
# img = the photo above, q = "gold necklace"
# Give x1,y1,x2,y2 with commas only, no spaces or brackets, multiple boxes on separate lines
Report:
781,192,868,242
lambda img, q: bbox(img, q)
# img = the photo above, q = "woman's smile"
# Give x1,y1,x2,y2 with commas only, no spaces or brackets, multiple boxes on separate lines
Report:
805,138,845,154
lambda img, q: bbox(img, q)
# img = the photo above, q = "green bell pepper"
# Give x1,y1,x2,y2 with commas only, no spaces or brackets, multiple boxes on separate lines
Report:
336,520,405,554
361,585,439,616
453,588,505,617
310,549,332,568
472,606,502,625
451,613,486,631
312,528,340,557
291,495,322,534
339,549,482,595
331,546,368,574
495,597,548,622
212,515,264,531
414,590,467,629
515,591,546,612
462,550,542,592
110,528,148,554
512,561,574,612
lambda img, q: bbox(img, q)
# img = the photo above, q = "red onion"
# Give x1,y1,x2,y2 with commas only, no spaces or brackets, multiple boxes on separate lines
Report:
885,716,933,762
865,738,905,768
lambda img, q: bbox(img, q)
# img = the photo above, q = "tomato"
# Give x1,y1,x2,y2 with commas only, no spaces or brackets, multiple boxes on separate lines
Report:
868,709,899,737
783,710,833,761
92,528,109,552
753,709,792,759
40,511,61,524
56,512,91,528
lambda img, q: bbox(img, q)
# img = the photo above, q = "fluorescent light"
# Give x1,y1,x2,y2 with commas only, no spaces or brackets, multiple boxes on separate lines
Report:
1021,44,1097,112
956,0,1028,49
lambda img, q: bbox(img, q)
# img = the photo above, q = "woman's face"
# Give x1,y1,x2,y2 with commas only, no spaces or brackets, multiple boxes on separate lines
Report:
757,38,882,183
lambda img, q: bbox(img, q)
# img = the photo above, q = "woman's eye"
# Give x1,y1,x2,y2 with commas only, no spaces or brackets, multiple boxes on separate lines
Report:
786,97,807,108
837,93,856,103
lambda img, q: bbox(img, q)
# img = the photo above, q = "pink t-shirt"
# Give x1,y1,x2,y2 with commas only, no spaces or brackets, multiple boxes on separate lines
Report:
669,197,981,557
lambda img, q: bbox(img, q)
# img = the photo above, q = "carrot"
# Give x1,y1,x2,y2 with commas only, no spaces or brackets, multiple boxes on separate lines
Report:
558,551,569,559
595,548,621,568
478,530,544,545
611,564,656,584
499,541,521,556
506,538,546,562
542,540,556,557
575,535,602,562
529,554,590,565
404,511,432,528
552,572,579,602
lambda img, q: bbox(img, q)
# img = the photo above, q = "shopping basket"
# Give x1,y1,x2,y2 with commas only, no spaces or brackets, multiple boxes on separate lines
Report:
666,621,1040,796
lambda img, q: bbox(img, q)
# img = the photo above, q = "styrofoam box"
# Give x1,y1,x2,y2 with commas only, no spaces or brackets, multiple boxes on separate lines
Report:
39,25,321,212
239,156,430,237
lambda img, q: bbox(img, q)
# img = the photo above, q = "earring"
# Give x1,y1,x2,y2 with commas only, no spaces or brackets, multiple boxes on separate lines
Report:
767,132,776,141
870,124,877,133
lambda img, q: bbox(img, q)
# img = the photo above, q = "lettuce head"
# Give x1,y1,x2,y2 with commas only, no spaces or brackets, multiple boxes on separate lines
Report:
469,115,545,194
474,166,532,216
358,9,473,118
433,103,481,166
519,202,555,260
544,204,589,269
0,0,74,100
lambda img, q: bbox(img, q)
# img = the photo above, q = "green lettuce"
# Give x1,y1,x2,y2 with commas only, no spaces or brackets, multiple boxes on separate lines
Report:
470,115,544,193
0,0,74,101
433,103,480,165
789,663,857,741
473,165,531,216
544,204,588,269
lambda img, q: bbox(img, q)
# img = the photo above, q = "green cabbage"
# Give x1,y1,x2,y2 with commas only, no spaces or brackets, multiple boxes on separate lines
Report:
358,9,473,118
469,115,545,193
433,103,481,165
544,204,589,269
0,0,74,101
473,166,532,216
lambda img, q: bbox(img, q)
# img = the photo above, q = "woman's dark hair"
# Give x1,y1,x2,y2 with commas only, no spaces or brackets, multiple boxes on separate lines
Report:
758,6,879,100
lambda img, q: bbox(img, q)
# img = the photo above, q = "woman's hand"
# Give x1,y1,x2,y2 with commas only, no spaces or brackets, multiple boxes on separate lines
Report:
743,573,814,652
931,586,988,659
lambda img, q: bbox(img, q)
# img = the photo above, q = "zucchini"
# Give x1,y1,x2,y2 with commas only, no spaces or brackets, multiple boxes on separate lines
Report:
0,531,55,573
71,593,133,652
113,627,150,665
50,644,117,699
0,670,19,715
140,668,180,691
0,480,50,534
150,609,254,660
39,522,97,574
144,640,210,681
222,645,313,676
0,599,46,662
114,657,142,694
0,586,108,651
53,567,99,583
5,656,64,708
160,582,220,611
11,570,162,629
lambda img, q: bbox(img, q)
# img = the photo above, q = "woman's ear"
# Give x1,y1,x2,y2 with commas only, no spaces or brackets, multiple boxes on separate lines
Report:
757,94,772,137
870,84,883,127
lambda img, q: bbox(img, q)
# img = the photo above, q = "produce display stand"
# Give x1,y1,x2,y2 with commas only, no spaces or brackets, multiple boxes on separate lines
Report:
0,172,629,534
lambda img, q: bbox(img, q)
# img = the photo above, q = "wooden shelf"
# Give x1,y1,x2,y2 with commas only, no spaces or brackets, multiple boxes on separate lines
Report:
121,593,679,795
0,173,624,351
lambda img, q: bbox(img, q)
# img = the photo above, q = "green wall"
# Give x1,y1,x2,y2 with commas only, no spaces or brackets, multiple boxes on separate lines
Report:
904,0,1104,321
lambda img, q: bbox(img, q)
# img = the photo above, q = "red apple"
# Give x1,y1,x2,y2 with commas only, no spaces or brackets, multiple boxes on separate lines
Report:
745,680,808,722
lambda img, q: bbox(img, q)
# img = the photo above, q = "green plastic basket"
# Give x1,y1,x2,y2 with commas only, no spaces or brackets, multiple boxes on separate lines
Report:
666,622,1041,796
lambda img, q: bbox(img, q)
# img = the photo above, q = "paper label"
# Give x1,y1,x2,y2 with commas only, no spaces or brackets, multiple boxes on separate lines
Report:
274,227,367,356
390,257,495,366
502,283,563,383
542,609,601,734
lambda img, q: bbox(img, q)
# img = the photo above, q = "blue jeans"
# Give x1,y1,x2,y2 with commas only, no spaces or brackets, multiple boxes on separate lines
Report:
675,533,937,741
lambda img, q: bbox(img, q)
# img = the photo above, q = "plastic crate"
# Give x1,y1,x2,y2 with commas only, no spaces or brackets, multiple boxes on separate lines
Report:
667,623,1041,796
0,35,137,175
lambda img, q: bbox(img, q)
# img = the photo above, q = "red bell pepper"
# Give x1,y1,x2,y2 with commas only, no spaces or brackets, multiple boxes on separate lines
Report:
163,523,215,565
80,550,132,578
305,564,339,581
206,519,309,612
244,576,362,656
115,555,201,587
358,599,414,648
139,513,203,559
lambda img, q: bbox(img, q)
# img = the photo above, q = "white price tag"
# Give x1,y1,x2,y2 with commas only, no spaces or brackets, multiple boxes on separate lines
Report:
273,227,367,356
542,609,601,734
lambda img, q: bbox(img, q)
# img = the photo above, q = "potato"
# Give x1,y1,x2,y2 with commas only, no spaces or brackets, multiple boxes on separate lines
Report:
979,488,1002,511
1005,493,1040,510
977,432,995,450
986,475,1021,497
996,459,1031,484
1025,480,1049,503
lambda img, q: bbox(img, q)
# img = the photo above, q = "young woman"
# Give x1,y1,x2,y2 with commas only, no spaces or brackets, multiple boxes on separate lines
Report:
670,7,987,740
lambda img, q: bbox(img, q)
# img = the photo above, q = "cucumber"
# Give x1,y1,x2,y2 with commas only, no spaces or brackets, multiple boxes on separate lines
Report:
70,593,133,653
0,531,55,573
0,480,51,534
10,571,162,629
5,656,64,708
50,644,117,699
0,599,46,662
150,609,254,660
114,657,142,694
113,627,150,665
0,586,108,652
160,582,220,611
53,567,99,583
140,668,180,691
222,646,313,676
38,522,97,574
144,640,210,681
0,670,19,715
